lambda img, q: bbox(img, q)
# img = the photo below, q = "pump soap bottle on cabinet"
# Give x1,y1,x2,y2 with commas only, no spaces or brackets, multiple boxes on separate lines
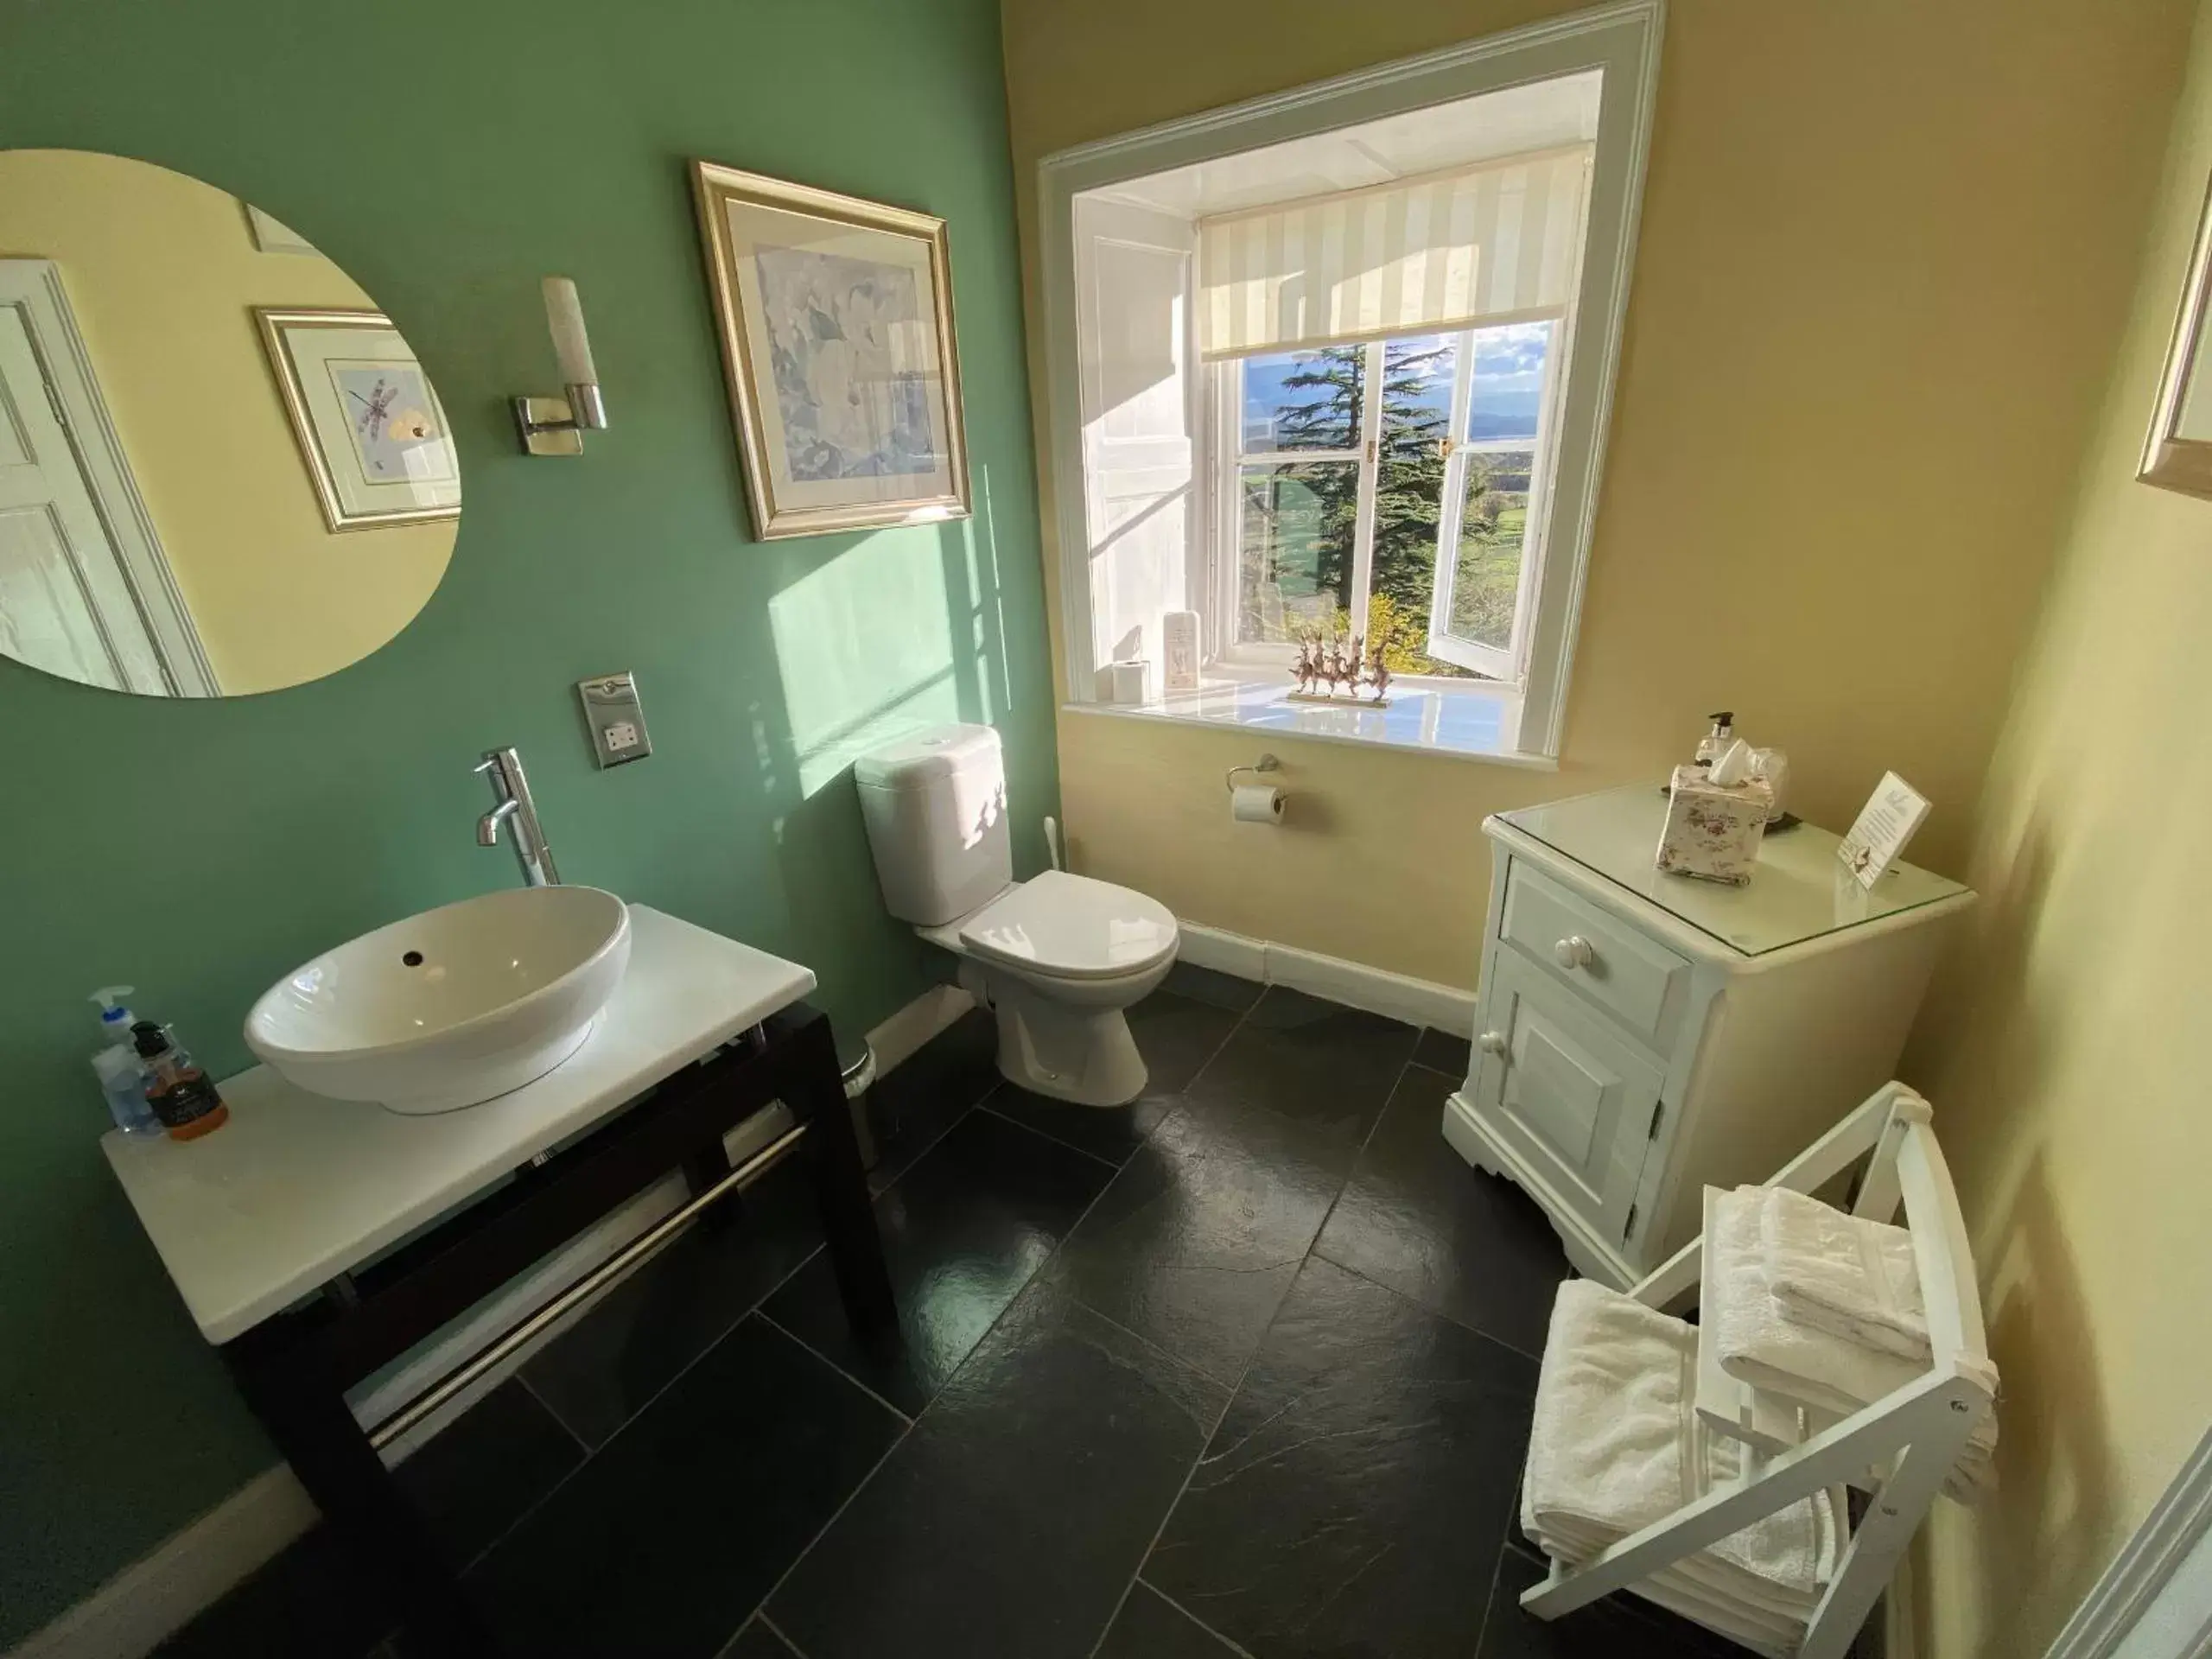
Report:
132,1018,229,1141
1694,711,1736,768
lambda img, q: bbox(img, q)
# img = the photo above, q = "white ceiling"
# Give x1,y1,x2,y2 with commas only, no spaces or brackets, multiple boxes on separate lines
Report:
1090,70,1605,220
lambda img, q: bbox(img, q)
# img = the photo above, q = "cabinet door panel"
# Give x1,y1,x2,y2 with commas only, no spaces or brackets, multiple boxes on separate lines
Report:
1474,945,1662,1248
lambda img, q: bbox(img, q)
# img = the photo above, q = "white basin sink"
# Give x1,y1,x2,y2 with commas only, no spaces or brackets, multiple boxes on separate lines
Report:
245,887,632,1115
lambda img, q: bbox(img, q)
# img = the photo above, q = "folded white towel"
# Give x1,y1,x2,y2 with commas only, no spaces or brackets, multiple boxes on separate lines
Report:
1624,1570,1809,1656
1524,1537,1811,1656
1761,1185,1929,1361
1525,1277,1840,1628
1710,1186,1998,1503
1535,1487,1840,1622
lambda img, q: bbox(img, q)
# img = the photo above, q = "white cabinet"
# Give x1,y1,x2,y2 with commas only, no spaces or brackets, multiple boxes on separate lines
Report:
1443,785,1974,1287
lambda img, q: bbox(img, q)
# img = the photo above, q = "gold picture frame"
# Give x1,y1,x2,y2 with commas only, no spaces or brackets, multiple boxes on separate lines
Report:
690,160,969,539
2140,171,2212,498
254,308,461,533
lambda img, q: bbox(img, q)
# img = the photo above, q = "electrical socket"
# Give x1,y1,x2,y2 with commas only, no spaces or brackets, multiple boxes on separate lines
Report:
577,672,652,768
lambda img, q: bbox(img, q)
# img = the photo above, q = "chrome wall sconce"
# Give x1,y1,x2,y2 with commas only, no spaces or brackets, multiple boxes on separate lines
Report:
512,276,608,455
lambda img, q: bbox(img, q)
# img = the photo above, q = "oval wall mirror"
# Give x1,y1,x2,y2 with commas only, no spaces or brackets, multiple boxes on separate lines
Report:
0,149,459,697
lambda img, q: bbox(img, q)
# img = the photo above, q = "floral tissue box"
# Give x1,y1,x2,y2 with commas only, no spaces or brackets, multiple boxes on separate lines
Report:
1656,764,1774,886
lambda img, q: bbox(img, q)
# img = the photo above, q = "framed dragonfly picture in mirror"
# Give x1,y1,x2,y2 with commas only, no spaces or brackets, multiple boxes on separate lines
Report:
255,307,461,532
690,160,969,539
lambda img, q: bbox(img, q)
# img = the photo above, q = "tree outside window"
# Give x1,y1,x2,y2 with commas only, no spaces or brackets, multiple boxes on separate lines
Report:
1235,325,1547,680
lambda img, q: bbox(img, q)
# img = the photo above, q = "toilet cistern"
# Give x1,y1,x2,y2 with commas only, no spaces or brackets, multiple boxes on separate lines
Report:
477,747,560,887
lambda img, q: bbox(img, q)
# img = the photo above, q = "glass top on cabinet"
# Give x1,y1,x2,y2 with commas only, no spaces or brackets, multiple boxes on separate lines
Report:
1495,785,1972,957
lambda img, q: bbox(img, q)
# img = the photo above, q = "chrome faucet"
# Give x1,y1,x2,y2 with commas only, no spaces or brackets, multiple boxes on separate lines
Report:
475,747,560,887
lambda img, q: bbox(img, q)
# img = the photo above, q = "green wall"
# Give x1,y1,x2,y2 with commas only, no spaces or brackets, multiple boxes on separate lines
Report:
0,0,1052,1639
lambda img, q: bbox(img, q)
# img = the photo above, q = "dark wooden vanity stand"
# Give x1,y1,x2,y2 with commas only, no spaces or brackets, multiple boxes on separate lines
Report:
214,1001,893,1656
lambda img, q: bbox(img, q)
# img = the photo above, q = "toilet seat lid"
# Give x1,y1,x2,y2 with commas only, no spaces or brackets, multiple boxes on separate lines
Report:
957,871,1179,981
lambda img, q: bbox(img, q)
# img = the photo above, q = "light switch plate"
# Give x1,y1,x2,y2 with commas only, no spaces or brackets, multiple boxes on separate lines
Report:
577,672,652,768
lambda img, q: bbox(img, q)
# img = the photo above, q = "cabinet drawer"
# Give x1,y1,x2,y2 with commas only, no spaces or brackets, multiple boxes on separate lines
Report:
1501,861,1689,1047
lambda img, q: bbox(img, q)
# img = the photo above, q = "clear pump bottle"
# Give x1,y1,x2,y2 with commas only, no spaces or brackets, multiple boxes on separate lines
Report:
90,987,161,1137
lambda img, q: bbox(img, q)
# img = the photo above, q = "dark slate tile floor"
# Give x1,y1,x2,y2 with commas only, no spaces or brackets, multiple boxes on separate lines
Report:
161,963,1796,1659
523,1169,825,1447
761,1106,1111,1415
1313,1063,1569,1359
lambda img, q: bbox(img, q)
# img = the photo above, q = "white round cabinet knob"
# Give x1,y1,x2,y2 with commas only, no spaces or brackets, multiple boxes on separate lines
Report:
1554,935,1595,970
1478,1031,1508,1056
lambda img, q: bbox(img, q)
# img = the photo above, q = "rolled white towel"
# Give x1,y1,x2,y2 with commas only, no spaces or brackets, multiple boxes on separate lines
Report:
1710,1187,1998,1503
1526,1279,1837,1607
1760,1185,1929,1362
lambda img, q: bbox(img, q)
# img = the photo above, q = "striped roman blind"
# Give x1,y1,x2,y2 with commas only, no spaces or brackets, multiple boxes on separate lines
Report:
1195,145,1592,360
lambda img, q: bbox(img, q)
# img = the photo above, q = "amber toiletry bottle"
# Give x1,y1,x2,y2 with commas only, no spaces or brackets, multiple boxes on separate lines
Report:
131,1020,229,1141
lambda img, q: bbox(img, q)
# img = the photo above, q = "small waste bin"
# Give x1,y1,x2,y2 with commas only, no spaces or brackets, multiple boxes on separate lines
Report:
838,1034,879,1171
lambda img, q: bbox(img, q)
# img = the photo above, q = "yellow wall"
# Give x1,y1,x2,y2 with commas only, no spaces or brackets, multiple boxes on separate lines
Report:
1002,0,2193,990
0,149,454,695
1904,3,2212,1651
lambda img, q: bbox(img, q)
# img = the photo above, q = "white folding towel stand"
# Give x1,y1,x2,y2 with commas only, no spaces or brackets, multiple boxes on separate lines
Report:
1520,1082,1996,1659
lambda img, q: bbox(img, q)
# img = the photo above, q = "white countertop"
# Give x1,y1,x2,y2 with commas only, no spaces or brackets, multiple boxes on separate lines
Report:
102,905,815,1345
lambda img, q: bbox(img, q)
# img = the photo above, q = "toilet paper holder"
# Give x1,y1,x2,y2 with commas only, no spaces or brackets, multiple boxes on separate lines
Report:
1224,753,1281,793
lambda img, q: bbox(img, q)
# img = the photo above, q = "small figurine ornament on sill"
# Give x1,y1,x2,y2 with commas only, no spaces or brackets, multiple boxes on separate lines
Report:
1287,628,1393,706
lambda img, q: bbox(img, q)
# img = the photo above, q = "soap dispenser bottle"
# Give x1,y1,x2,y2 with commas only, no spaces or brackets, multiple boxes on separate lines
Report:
131,1019,229,1141
90,987,161,1138
1694,710,1737,768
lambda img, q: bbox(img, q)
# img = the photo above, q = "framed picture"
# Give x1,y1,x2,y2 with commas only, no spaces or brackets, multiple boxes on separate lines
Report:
690,160,969,539
254,308,461,532
2140,171,2212,498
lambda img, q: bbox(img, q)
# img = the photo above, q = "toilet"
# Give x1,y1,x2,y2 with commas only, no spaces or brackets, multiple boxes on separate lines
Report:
856,723,1178,1107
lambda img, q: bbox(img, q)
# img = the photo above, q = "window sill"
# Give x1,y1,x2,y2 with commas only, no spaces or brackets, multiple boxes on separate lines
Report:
1063,674,1559,767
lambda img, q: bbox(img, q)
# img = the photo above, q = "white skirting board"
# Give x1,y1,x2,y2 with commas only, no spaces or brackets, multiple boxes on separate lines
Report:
1175,920,1478,1036
2044,1423,2212,1659
3,1465,321,1659
1873,1426,2212,1659
6,982,976,1659
863,982,976,1074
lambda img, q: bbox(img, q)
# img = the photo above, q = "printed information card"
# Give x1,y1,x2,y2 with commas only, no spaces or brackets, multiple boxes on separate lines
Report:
1837,772,1932,890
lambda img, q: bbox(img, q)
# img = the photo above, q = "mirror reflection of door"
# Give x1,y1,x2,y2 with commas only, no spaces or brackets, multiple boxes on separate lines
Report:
2175,334,2212,442
0,287,208,694
0,149,461,698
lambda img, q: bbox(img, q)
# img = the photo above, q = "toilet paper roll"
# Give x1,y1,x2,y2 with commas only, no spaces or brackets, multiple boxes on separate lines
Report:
1231,783,1286,824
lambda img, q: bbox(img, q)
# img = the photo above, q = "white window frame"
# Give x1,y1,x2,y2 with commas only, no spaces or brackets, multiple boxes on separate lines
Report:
1428,315,1568,679
1209,315,1570,684
1038,0,1662,757
1207,343,1370,672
